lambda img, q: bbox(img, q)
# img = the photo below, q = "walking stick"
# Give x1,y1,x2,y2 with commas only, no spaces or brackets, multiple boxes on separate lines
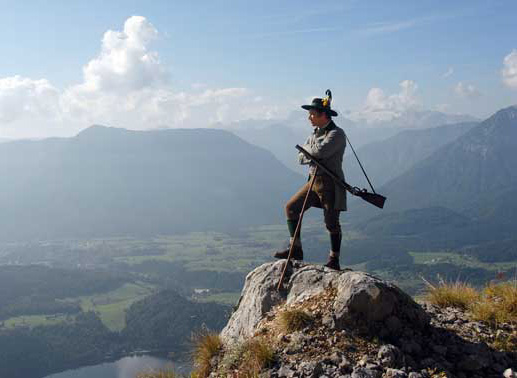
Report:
276,166,319,291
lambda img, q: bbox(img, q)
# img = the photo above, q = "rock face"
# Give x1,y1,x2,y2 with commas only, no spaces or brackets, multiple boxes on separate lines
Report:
221,261,429,343
221,260,286,342
214,261,516,378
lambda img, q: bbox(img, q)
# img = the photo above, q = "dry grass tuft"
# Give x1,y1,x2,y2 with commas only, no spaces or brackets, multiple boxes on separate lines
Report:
218,336,275,377
422,275,479,310
278,308,313,333
470,280,517,325
239,337,275,377
191,331,222,378
469,300,497,324
423,275,517,324
422,275,517,352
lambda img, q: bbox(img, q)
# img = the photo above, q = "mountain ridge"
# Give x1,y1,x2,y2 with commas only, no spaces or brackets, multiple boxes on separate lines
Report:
0,125,302,241
378,105,517,213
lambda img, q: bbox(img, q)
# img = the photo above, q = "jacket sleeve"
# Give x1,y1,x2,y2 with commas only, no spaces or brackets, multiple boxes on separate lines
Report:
298,136,312,165
305,128,345,160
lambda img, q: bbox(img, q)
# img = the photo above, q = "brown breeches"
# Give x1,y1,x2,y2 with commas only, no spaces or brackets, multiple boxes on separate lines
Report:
285,174,341,234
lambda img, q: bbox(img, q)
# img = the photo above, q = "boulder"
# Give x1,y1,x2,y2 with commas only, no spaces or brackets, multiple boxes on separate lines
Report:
220,261,429,344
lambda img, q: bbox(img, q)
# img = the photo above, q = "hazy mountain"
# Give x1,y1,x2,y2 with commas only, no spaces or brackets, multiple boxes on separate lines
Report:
345,122,478,188
351,106,517,244
350,109,478,130
0,125,302,241
379,105,517,213
358,206,470,237
355,206,506,248
228,110,477,175
230,122,308,174
230,119,405,175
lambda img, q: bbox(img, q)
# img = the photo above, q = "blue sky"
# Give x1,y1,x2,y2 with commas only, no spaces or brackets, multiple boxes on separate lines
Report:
0,0,516,138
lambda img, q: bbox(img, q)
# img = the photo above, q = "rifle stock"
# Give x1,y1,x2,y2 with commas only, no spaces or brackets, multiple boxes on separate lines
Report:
296,145,386,209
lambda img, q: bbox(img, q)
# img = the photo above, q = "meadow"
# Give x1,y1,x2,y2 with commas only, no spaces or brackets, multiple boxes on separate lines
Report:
1,219,515,331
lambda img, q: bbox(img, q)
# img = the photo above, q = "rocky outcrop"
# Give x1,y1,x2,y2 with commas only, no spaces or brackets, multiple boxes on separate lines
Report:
221,261,429,344
213,261,516,378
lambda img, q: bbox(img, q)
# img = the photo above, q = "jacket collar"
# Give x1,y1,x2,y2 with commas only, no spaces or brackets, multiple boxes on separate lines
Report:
314,120,336,134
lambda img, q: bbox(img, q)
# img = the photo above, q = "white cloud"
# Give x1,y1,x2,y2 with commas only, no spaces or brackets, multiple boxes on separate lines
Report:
0,76,60,123
350,80,421,123
76,16,167,94
0,16,286,138
502,49,517,89
443,67,454,78
454,82,480,99
64,16,287,127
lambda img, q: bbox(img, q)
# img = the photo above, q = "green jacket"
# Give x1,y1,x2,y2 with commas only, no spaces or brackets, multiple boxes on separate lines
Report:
298,120,347,211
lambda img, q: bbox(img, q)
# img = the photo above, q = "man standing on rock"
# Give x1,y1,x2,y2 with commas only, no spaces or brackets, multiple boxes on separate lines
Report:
274,90,347,271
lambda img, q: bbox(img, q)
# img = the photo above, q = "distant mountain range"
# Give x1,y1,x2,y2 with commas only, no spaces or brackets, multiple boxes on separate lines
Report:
228,110,478,174
348,109,478,130
0,105,511,256
352,105,517,255
0,126,302,241
380,105,517,214
345,122,478,188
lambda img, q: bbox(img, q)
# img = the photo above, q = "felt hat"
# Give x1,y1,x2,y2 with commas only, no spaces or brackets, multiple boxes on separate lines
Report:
301,89,338,117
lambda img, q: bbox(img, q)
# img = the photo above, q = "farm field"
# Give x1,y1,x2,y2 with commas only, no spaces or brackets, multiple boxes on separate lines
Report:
1,220,515,331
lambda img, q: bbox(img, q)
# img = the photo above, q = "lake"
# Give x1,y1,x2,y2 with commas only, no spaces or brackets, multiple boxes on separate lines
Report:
44,354,192,378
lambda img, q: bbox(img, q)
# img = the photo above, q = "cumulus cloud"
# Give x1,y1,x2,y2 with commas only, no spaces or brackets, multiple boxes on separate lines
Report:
62,15,287,128
76,16,167,94
0,16,285,138
454,82,481,99
0,76,60,123
60,15,172,123
350,80,421,123
502,49,517,89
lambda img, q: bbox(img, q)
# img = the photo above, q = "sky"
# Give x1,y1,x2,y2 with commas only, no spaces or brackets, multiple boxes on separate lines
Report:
0,0,516,138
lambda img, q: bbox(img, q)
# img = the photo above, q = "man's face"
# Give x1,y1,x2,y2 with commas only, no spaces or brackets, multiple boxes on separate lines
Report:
308,110,329,128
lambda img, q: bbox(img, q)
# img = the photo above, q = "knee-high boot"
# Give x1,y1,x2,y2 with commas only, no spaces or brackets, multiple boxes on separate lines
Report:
324,232,341,270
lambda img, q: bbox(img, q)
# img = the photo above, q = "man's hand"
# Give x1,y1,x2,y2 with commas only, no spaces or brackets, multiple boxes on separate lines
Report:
298,151,311,165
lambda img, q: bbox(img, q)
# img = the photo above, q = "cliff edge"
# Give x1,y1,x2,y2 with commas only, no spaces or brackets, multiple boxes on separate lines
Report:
207,261,516,378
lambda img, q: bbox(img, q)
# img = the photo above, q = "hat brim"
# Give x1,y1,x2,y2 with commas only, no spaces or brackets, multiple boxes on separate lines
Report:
301,105,338,117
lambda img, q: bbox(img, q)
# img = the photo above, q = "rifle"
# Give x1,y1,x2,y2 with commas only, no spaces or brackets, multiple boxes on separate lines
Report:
296,145,386,209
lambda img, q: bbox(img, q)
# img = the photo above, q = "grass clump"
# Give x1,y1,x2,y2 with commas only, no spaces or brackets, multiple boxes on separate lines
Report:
191,331,222,378
423,275,517,324
470,280,517,325
278,308,313,332
219,337,275,377
422,275,517,352
240,337,275,377
422,275,479,310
